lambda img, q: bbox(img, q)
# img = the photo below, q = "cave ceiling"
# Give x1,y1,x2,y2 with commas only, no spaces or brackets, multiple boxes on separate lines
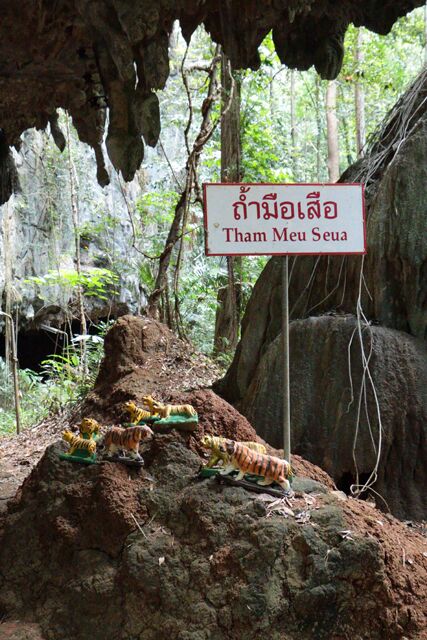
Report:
0,0,424,203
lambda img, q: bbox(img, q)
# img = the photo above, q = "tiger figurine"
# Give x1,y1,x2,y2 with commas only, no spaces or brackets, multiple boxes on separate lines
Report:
141,395,159,415
63,430,97,456
79,417,101,438
201,435,266,468
219,440,292,491
124,400,152,424
102,425,153,459
151,400,197,419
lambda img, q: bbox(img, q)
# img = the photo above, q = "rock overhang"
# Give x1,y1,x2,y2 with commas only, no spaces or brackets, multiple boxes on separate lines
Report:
0,0,424,203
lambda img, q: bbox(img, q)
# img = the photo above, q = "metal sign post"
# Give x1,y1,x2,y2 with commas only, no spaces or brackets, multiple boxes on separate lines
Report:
203,182,366,466
281,255,291,462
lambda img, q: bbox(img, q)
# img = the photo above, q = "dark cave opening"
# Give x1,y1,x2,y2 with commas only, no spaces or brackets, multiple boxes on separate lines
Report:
336,471,372,497
0,318,111,373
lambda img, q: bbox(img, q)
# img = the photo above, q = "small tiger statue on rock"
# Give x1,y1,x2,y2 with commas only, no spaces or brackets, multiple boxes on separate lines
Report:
63,431,97,456
124,400,152,424
151,400,197,419
201,435,266,468
141,395,158,415
219,440,292,492
79,417,101,438
102,425,153,460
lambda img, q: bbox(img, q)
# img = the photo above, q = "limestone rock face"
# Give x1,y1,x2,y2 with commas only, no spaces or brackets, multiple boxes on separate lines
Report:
364,111,427,338
0,129,145,331
0,0,424,202
238,316,427,520
0,436,426,640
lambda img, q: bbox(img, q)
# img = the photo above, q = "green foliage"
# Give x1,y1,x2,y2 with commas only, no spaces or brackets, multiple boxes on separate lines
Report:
0,321,111,435
26,267,119,301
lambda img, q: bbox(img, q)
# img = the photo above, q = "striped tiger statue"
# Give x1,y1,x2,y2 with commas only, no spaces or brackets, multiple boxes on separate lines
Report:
79,417,101,438
151,400,197,419
142,395,158,415
219,440,292,491
103,425,153,459
201,435,266,468
124,400,152,424
63,430,97,456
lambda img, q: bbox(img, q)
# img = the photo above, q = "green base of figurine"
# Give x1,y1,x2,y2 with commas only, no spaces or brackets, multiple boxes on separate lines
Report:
124,414,199,432
198,466,221,478
155,415,198,432
59,452,97,465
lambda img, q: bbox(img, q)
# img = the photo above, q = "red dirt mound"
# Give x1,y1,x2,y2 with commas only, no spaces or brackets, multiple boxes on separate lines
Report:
82,315,221,422
0,436,426,640
81,316,338,488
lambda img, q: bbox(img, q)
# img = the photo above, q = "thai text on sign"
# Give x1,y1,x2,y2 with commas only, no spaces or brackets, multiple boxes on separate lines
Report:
203,183,366,256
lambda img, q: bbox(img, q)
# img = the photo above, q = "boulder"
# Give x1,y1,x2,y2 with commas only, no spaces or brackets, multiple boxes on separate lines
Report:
218,73,427,521
238,315,427,520
0,435,426,640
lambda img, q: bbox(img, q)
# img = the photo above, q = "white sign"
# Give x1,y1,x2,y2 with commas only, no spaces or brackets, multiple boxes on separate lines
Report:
203,183,366,256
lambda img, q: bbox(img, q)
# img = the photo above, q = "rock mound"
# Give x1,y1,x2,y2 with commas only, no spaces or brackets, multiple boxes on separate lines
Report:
82,315,220,422
82,315,334,487
0,436,426,640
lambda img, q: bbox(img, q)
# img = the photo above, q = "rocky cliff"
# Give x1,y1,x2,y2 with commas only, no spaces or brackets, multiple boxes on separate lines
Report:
0,127,145,331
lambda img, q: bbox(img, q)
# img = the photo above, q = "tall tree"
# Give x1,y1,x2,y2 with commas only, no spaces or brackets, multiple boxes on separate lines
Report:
1,198,13,372
148,47,222,320
315,75,323,180
326,80,340,182
65,114,87,372
425,0,427,66
213,52,242,356
355,29,366,157
290,69,298,180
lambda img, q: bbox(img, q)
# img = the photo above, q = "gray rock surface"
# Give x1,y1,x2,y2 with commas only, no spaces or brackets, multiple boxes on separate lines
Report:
239,315,427,520
0,128,145,330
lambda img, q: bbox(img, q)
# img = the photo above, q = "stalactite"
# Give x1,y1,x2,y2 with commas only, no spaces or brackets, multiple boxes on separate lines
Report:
0,0,423,203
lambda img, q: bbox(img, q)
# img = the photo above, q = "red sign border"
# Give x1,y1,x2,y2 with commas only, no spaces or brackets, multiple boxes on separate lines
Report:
203,182,367,257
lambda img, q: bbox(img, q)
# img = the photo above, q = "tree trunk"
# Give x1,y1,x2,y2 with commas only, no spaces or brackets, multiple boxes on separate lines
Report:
2,199,12,372
326,80,340,182
65,115,87,372
290,69,297,180
213,52,242,356
425,1,427,67
355,29,366,157
148,48,221,318
315,76,322,180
